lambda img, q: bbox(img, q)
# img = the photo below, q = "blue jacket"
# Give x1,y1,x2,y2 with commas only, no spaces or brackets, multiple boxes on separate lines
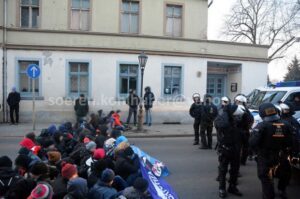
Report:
88,181,117,199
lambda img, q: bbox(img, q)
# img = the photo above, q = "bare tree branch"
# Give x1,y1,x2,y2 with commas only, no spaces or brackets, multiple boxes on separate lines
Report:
222,0,300,61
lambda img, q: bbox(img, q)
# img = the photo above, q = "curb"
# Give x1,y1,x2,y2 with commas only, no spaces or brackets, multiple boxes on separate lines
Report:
0,134,194,139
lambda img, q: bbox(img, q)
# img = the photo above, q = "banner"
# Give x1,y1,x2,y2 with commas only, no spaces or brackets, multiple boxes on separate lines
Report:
131,146,169,177
140,159,179,199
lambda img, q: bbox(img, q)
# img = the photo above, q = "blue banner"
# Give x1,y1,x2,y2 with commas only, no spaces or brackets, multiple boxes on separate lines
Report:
140,159,179,199
131,146,169,177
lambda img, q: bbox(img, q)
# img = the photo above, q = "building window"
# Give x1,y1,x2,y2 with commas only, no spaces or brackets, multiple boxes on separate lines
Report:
121,0,139,34
165,4,183,37
20,0,39,28
69,62,89,96
18,60,40,96
119,64,139,95
70,0,90,31
163,66,182,96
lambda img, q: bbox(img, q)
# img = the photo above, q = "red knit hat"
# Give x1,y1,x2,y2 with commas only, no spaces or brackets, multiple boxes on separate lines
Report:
61,163,77,179
93,148,106,160
20,138,35,150
27,183,53,199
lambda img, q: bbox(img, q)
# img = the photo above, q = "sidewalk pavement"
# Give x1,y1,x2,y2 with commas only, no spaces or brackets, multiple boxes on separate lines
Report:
0,122,196,138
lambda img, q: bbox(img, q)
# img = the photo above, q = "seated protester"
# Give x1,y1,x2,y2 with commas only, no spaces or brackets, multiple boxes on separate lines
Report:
47,151,62,180
112,110,126,131
53,132,65,154
6,177,36,199
15,154,38,178
61,163,88,199
115,147,140,186
104,137,117,158
62,133,77,157
95,125,109,148
78,141,97,179
27,182,53,199
0,156,21,197
26,132,37,144
52,174,68,199
20,137,36,151
122,177,152,199
87,159,107,189
89,113,100,131
88,169,118,199
48,124,58,136
29,162,50,183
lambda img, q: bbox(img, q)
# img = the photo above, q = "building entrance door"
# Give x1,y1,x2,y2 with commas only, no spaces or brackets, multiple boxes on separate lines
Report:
206,75,226,105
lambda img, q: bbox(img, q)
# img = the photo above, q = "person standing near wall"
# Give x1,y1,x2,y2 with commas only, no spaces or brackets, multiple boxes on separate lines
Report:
74,94,89,123
7,86,21,125
189,93,202,145
143,86,155,126
126,89,140,126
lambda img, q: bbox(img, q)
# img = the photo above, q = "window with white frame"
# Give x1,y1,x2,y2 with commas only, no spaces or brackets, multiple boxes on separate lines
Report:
119,64,139,95
18,60,40,95
20,0,39,28
70,0,90,31
121,0,139,34
69,62,89,96
165,4,183,37
164,66,182,96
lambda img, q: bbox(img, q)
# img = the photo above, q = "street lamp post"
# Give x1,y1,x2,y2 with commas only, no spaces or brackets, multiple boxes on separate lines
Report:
137,52,148,131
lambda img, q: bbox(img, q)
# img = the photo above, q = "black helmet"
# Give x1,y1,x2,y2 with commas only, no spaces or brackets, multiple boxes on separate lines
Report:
259,103,280,122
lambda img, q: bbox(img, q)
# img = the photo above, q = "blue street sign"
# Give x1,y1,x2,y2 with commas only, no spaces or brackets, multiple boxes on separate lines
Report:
27,64,41,79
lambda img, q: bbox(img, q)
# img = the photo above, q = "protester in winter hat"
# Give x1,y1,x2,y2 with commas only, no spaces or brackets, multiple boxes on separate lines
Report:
47,124,57,136
20,137,35,150
47,151,61,165
30,162,49,182
26,132,36,143
85,141,96,152
88,168,117,199
122,177,151,199
27,182,53,199
61,163,88,199
15,154,33,176
61,163,77,180
93,148,106,160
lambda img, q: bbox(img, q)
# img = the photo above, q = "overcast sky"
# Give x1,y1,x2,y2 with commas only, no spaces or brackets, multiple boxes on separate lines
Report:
208,0,300,82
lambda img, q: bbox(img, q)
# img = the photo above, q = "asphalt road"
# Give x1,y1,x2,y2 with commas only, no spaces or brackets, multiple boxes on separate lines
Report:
0,137,299,199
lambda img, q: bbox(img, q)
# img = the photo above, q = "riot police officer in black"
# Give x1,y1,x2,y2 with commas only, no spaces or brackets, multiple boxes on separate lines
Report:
215,100,245,198
250,103,297,199
189,93,202,145
200,94,218,149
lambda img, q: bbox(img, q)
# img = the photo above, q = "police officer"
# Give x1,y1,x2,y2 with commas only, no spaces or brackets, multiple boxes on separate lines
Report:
215,100,244,198
234,95,254,165
250,103,296,199
189,93,202,145
200,94,218,149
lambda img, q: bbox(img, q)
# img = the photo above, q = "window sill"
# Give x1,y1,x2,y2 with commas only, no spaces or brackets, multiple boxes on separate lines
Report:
21,96,44,100
63,97,94,101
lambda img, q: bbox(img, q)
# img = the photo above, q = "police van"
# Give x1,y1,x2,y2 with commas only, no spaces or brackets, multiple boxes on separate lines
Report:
247,81,300,169
247,82,300,127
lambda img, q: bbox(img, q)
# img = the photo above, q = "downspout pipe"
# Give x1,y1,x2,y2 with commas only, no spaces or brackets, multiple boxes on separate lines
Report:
2,0,8,123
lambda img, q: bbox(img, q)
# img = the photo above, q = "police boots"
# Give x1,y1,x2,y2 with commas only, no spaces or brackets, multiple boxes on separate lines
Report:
227,185,243,197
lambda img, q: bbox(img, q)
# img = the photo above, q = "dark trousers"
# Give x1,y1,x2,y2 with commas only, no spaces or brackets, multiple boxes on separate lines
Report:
200,123,213,147
240,131,250,164
126,107,137,125
257,155,291,199
9,105,19,124
218,147,240,190
193,119,201,143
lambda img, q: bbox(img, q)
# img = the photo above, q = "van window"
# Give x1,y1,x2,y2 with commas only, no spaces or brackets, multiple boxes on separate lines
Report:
284,92,300,111
250,91,287,109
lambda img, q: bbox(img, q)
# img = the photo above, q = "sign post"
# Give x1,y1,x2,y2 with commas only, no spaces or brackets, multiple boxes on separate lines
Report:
26,64,40,131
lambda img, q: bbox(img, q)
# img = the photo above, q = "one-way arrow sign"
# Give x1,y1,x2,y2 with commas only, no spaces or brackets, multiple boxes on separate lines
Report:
27,64,41,79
